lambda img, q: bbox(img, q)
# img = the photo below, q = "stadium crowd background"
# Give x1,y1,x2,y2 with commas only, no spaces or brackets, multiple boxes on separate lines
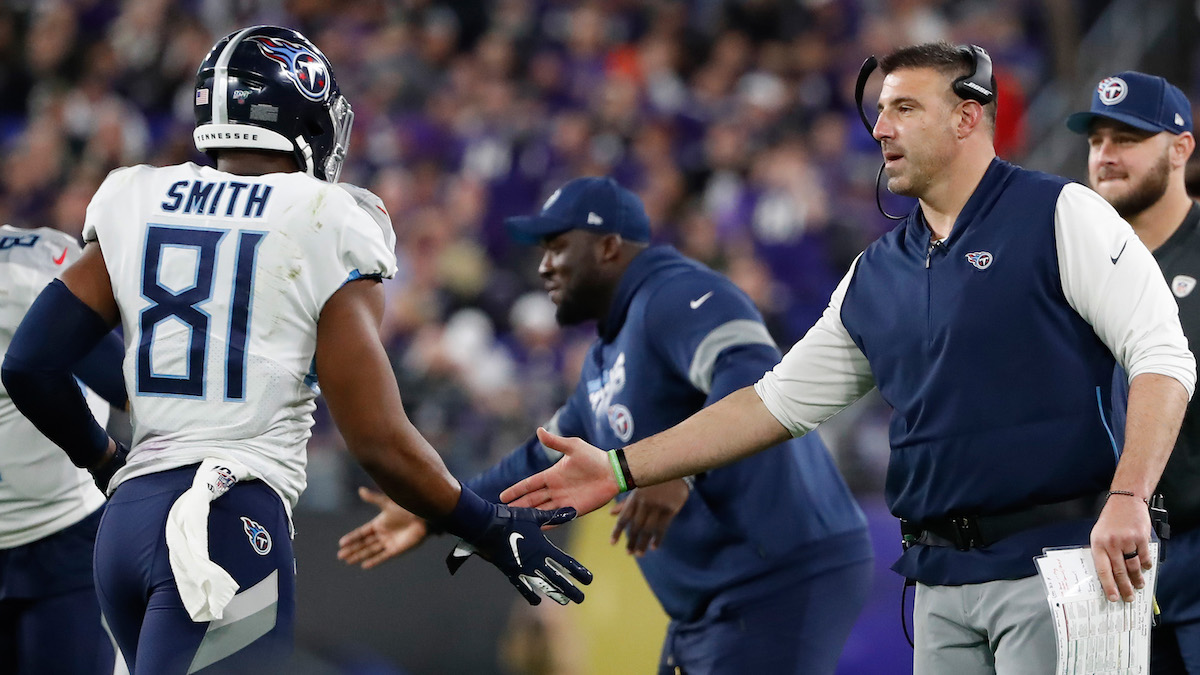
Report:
0,0,1196,673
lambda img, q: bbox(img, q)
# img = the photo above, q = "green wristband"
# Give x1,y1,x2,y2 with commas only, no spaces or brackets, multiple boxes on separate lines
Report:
608,449,629,493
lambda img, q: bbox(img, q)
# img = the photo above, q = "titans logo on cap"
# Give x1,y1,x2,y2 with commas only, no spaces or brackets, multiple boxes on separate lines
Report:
1097,77,1128,106
241,516,273,555
251,36,330,101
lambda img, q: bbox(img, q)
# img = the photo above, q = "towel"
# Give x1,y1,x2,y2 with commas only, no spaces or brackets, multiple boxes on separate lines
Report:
165,458,255,622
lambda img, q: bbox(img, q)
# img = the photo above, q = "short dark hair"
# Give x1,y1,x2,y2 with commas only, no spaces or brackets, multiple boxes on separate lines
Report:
878,41,998,129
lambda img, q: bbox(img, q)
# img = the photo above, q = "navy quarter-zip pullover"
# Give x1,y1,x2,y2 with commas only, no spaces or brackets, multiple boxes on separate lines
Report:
756,159,1195,585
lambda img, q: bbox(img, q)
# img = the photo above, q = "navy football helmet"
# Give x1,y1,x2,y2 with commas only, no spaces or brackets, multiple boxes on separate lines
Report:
193,25,353,182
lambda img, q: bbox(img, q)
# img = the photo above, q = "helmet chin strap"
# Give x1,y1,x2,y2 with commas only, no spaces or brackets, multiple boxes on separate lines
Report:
294,136,316,178
856,56,909,222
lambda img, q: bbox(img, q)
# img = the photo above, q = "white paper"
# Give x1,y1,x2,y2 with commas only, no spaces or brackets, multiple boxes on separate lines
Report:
1035,543,1158,675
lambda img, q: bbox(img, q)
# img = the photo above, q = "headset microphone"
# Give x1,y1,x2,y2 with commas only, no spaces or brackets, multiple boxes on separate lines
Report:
856,55,908,221
854,45,996,222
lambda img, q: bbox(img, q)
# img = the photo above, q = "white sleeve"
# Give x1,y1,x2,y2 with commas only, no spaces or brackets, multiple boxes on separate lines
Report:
754,256,877,436
82,166,141,244
1055,182,1195,397
337,182,398,257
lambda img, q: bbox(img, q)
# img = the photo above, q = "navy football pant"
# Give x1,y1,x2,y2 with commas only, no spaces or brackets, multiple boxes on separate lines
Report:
0,506,116,674
657,556,873,675
95,466,294,674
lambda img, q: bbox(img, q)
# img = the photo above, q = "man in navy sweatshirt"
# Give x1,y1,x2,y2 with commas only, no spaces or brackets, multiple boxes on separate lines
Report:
501,43,1197,674
339,176,873,674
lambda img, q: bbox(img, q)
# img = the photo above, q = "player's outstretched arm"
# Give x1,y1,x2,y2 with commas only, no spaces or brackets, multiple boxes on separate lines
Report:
316,277,463,518
316,279,592,603
502,386,790,511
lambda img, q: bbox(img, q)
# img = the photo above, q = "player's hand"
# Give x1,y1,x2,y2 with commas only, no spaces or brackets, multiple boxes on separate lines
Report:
90,438,128,494
1090,493,1154,602
500,427,620,516
610,479,690,556
446,503,592,605
337,487,429,569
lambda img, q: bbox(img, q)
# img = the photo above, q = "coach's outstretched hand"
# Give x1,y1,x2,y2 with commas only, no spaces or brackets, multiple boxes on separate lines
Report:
447,503,592,606
501,427,622,516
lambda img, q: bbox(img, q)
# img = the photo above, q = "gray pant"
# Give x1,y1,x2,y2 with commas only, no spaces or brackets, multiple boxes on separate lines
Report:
914,575,1056,674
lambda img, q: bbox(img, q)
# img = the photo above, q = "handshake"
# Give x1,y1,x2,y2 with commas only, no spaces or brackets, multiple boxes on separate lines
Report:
340,484,591,606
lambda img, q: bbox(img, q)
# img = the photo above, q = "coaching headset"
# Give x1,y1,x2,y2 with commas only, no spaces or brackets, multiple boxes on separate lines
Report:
854,45,996,220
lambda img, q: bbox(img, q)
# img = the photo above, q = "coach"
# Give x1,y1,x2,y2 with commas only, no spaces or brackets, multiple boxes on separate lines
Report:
500,42,1197,674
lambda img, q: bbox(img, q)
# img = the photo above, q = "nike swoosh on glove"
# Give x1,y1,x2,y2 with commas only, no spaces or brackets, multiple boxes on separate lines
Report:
446,504,592,605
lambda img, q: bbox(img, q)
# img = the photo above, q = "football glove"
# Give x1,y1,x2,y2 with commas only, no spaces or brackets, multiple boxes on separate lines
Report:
446,504,592,605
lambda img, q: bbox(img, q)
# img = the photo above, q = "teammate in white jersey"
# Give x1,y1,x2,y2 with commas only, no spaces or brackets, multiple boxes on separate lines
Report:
2,26,590,674
0,224,127,674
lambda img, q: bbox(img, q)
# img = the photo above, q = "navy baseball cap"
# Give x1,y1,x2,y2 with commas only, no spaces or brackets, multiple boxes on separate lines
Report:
1067,71,1193,135
505,177,651,244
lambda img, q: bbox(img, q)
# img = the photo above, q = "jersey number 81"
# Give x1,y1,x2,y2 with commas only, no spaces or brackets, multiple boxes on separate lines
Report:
137,224,266,400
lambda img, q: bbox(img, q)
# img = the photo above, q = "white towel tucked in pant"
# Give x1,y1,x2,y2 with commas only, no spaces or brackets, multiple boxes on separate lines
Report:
165,458,255,622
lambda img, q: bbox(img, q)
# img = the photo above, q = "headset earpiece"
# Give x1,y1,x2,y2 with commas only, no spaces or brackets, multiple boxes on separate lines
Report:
952,45,996,105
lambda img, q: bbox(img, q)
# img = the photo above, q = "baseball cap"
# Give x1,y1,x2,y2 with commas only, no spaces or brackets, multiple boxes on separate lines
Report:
505,177,651,244
1066,71,1193,135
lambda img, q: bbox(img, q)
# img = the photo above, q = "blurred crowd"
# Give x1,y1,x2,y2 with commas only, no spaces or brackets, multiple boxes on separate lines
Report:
0,0,1103,506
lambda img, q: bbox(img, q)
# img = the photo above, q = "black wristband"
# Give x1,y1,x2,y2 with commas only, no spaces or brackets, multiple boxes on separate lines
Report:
1107,490,1149,505
614,447,637,490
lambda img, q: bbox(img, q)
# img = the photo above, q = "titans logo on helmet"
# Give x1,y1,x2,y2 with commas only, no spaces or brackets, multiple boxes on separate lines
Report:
240,516,273,555
250,36,330,102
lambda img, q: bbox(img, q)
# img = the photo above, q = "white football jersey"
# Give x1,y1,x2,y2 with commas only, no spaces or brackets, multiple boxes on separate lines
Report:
0,225,108,549
83,163,397,508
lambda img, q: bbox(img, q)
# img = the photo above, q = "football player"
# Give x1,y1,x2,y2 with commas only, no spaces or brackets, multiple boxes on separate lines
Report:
2,25,590,674
0,224,126,673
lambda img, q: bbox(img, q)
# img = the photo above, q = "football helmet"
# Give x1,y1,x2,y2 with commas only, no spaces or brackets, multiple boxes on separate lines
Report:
193,25,353,182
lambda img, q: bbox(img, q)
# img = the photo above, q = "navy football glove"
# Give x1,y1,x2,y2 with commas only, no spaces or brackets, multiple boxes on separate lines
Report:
90,439,128,494
446,504,592,605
